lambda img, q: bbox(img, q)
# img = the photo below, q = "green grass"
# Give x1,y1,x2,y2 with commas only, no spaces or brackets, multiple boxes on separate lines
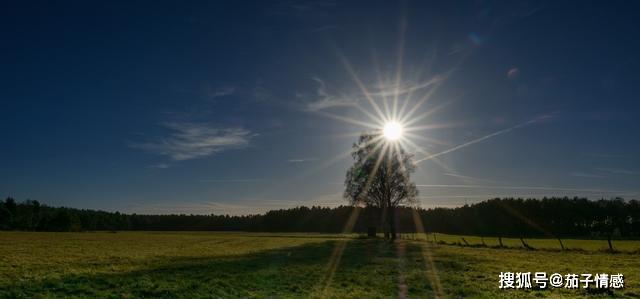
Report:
1,232,639,298
411,233,640,252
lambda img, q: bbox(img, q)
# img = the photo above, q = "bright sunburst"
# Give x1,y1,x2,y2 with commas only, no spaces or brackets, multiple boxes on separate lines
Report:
383,121,403,141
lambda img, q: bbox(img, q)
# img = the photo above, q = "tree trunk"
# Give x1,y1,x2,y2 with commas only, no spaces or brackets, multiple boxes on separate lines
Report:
367,227,376,238
381,206,389,239
607,235,614,252
498,236,503,247
389,206,397,240
367,207,378,238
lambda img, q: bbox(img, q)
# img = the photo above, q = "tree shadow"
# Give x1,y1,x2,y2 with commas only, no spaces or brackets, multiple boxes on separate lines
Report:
241,233,353,239
4,239,433,298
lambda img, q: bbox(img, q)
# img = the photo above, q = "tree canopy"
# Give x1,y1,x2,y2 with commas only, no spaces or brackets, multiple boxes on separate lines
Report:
344,133,418,238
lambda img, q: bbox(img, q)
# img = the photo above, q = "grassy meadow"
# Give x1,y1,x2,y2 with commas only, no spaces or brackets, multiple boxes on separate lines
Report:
1,231,639,298
411,233,640,253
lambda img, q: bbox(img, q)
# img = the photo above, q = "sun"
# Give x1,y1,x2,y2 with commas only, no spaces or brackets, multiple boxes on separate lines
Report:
383,121,403,141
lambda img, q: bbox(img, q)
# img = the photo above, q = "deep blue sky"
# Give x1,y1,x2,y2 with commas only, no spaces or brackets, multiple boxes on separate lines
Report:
1,1,639,214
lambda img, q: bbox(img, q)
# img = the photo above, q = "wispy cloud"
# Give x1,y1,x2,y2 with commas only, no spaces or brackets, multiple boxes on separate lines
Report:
298,72,450,113
204,85,235,100
198,178,267,183
272,0,337,15
594,168,639,176
288,157,317,163
300,77,357,111
150,163,171,169
571,172,606,179
584,153,624,159
369,76,444,97
252,84,270,102
442,172,501,184
131,122,254,161
415,184,634,195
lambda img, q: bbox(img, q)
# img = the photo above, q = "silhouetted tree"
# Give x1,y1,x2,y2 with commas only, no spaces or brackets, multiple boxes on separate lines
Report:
4,197,16,215
344,133,418,239
1,197,17,229
0,200,11,229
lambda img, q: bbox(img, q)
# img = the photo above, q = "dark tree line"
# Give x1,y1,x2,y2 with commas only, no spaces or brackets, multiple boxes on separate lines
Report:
420,197,640,238
1,197,639,238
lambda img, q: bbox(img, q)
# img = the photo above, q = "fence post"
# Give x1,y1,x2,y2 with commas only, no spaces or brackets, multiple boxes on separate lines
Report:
520,237,533,250
557,238,565,251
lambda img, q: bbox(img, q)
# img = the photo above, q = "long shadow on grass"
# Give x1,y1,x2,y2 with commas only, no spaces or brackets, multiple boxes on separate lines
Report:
4,239,434,298
242,233,353,239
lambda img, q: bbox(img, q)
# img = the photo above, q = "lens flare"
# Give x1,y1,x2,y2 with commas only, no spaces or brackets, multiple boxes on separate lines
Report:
383,121,403,141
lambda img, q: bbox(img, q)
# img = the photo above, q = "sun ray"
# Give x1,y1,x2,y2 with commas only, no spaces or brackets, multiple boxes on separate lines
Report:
396,53,439,123
364,142,389,191
401,92,454,127
314,206,361,297
325,131,377,140
403,122,462,133
328,141,390,287
334,49,389,123
392,17,407,122
392,142,413,186
302,134,385,180
399,72,451,124
246,134,387,205
411,209,445,298
370,48,392,119
403,132,450,146
315,110,382,130
401,42,439,113
354,104,387,127
400,138,450,171
414,116,545,164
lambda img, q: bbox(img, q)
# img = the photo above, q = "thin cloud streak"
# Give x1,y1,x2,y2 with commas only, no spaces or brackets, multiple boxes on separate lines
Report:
441,172,501,184
150,163,171,169
415,184,634,194
415,113,555,164
594,168,639,176
204,85,235,100
288,157,317,163
368,76,443,97
130,122,254,161
199,178,267,183
301,77,357,111
571,172,606,179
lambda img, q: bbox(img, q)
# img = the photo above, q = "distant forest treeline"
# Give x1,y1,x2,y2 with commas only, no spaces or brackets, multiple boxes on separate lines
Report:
1,197,639,238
